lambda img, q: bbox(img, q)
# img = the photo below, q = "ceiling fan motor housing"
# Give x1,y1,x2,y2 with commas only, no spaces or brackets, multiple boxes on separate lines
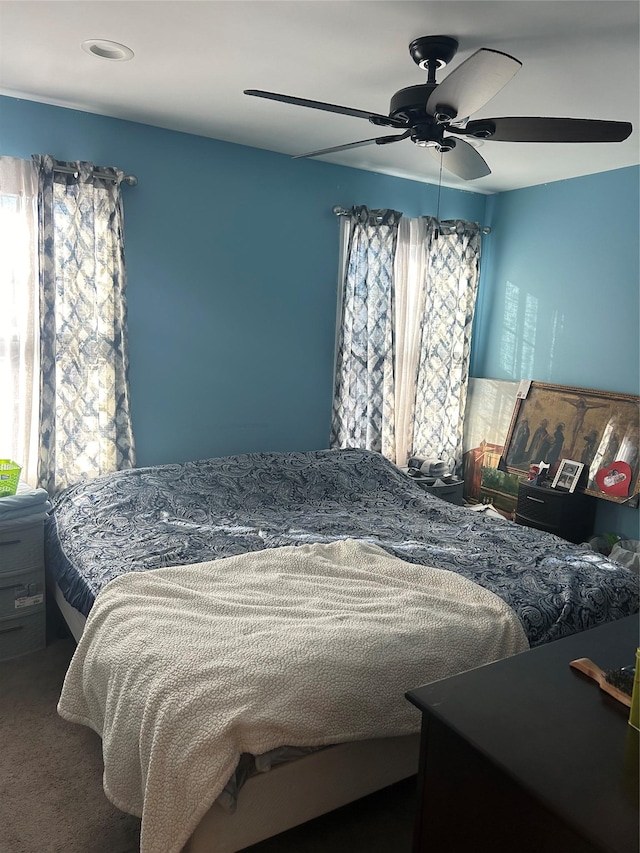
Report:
389,84,436,122
390,85,456,146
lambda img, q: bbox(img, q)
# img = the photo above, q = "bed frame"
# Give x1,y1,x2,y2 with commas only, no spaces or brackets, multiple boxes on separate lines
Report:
185,734,419,853
49,579,420,853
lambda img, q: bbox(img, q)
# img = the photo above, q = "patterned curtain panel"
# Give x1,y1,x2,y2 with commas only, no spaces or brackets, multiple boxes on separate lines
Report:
330,207,401,458
412,220,482,473
33,155,135,493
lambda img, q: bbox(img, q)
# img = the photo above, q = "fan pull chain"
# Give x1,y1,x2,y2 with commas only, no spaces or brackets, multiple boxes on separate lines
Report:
434,149,444,239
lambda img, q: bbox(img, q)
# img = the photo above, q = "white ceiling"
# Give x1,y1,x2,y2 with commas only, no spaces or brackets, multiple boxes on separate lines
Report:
1,1,638,194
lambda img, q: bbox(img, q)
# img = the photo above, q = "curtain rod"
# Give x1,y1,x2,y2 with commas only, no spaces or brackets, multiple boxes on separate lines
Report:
332,205,490,234
53,164,137,186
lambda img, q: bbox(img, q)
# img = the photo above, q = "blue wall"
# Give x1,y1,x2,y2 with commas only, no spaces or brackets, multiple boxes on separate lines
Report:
1,96,486,466
473,168,640,538
2,96,637,536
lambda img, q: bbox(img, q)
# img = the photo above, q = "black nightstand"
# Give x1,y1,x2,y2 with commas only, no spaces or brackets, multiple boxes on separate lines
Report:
515,481,596,543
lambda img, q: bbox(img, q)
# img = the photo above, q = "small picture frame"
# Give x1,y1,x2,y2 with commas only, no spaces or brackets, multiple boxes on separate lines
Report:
551,459,584,493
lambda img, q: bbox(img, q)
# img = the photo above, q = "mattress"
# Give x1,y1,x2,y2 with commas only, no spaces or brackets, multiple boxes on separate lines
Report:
45,447,639,648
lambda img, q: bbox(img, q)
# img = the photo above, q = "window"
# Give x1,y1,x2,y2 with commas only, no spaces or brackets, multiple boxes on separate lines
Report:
0,157,39,484
1,155,135,493
331,207,482,472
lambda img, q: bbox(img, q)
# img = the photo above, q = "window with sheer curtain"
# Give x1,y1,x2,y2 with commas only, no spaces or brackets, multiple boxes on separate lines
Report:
0,155,135,492
0,156,39,485
331,206,482,473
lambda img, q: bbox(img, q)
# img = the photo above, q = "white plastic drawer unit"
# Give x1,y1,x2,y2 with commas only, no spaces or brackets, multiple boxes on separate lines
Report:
0,522,44,574
0,612,46,661
0,520,46,661
0,568,45,619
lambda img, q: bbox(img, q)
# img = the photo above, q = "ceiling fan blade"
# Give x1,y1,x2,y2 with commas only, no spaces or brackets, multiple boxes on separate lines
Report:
429,138,491,181
426,49,521,121
458,116,633,142
293,131,411,160
244,90,407,128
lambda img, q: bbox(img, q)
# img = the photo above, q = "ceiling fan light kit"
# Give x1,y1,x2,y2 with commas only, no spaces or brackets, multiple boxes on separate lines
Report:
244,34,632,182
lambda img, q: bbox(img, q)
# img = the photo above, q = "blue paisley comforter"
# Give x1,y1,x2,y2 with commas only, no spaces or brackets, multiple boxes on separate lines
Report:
45,448,638,647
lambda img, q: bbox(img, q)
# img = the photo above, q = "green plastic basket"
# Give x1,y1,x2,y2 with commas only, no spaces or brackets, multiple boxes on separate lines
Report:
0,460,22,497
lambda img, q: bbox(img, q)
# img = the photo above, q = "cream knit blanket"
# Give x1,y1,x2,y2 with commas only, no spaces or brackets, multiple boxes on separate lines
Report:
58,539,528,853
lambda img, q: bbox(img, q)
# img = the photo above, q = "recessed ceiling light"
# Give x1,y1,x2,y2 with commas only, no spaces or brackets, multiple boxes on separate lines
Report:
81,39,134,61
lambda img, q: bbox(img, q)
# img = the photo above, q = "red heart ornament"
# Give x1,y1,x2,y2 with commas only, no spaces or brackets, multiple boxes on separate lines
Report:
595,460,632,497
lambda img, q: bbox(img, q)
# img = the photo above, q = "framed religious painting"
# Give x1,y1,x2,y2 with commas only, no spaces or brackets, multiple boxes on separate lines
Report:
503,381,640,506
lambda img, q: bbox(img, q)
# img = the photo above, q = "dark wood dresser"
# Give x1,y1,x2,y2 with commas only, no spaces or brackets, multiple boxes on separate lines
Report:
406,615,639,853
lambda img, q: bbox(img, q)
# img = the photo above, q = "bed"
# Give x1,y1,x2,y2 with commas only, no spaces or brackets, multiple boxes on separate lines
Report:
45,448,639,853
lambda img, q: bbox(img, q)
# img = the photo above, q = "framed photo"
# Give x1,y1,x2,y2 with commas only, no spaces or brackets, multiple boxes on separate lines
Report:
503,381,640,506
551,459,584,493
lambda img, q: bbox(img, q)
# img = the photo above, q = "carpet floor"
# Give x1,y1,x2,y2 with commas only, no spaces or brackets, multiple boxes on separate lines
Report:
0,636,416,853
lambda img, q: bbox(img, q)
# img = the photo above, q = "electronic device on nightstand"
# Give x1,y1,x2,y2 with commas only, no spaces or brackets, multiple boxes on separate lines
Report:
407,457,449,478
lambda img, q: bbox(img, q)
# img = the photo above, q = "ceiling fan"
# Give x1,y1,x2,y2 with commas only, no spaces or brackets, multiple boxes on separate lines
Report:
245,35,632,181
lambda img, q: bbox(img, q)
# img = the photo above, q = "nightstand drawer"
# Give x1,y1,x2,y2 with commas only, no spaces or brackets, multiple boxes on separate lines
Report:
0,611,46,661
515,483,596,544
515,514,562,537
517,489,566,524
0,522,44,574
0,569,45,619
